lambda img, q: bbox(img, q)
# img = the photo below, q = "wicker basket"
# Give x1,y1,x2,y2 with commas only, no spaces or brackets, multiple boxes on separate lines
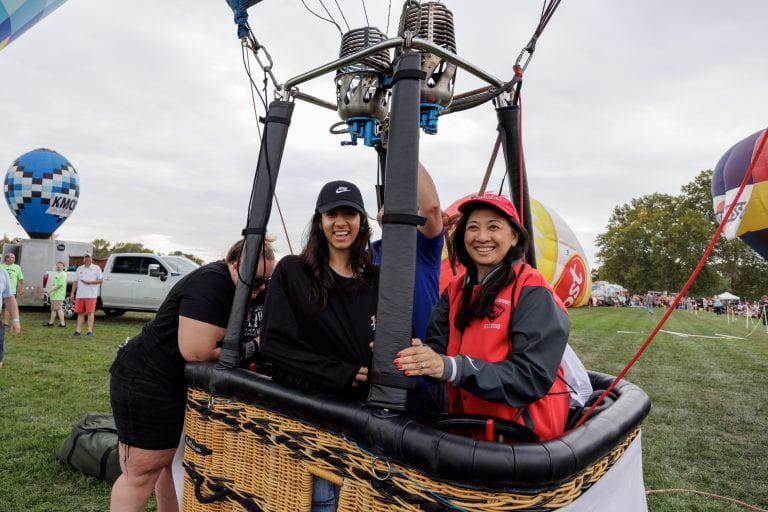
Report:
183,386,640,512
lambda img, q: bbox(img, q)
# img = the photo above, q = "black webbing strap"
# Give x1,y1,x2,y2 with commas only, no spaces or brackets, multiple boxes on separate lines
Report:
374,373,419,389
391,69,426,85
241,227,266,236
381,212,426,226
259,115,291,125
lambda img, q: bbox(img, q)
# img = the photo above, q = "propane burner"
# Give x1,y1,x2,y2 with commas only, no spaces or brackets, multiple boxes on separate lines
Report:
335,27,391,146
400,2,457,134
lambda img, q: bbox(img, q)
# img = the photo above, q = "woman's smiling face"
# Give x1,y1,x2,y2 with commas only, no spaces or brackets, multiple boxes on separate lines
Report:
463,207,518,279
321,206,361,252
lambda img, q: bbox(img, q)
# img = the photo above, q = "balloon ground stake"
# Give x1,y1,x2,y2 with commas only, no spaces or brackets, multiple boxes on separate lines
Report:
574,127,768,429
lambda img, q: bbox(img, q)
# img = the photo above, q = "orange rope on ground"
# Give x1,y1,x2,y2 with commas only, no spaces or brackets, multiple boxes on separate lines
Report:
646,489,768,512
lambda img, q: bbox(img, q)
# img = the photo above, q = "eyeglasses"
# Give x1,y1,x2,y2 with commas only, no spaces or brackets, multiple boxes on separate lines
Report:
253,276,271,288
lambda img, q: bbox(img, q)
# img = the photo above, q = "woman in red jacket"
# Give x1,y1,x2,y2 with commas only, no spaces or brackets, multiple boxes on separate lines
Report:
394,193,570,441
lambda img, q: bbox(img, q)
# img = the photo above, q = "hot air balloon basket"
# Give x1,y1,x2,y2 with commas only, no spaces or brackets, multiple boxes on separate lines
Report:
182,386,639,512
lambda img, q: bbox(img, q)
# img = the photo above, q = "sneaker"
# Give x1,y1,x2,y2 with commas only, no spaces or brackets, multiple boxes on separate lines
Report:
85,331,94,337
71,331,82,337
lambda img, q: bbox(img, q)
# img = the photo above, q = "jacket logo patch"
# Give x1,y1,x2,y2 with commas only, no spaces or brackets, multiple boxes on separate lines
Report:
487,303,505,321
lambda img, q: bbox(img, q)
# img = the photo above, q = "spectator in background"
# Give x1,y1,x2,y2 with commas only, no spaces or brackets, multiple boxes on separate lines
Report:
70,253,104,337
644,292,654,315
713,297,723,315
45,261,68,327
0,267,21,368
1,252,24,326
759,295,768,326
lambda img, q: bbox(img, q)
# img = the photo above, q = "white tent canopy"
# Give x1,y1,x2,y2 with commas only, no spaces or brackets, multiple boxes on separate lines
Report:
716,292,740,301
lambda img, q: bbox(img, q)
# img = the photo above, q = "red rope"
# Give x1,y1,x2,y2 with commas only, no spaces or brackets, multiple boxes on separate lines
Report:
573,130,768,429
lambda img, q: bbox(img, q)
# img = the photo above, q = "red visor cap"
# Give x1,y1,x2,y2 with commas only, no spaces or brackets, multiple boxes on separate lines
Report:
457,193,521,224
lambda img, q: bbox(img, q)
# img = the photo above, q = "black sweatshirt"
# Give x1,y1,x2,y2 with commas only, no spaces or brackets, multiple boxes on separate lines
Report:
260,255,378,400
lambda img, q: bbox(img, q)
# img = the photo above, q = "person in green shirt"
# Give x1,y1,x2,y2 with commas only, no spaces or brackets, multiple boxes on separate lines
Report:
1,253,24,326
45,261,67,327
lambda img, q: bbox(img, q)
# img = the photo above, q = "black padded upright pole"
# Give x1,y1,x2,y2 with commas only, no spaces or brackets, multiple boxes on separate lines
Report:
367,51,422,410
218,100,295,369
497,105,537,268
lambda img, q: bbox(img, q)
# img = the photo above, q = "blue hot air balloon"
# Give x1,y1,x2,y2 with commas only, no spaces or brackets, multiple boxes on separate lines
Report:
4,148,80,239
711,128,768,259
0,0,68,52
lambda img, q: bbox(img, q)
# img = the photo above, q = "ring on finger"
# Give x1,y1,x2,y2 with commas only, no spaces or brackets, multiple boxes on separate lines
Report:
420,361,426,369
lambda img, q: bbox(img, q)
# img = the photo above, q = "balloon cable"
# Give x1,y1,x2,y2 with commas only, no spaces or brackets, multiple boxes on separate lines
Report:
478,135,502,195
273,192,294,255
573,130,768,429
517,93,525,226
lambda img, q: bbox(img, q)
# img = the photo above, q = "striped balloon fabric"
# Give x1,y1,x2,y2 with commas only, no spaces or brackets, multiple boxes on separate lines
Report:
0,0,68,52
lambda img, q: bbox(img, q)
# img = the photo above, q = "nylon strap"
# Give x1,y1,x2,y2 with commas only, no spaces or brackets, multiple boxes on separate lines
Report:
373,373,419,389
381,213,426,226
241,227,266,236
391,69,426,85
259,115,291,125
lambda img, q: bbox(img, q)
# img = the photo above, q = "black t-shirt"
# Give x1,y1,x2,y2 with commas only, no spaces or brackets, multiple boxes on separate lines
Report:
110,261,235,388
243,290,265,340
261,255,378,400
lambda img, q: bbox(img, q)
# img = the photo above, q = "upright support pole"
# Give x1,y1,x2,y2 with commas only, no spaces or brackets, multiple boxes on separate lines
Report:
367,51,422,410
218,100,295,369
496,105,537,268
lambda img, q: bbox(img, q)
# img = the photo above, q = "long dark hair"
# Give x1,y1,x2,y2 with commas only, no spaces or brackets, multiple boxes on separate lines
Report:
450,204,530,332
301,210,376,307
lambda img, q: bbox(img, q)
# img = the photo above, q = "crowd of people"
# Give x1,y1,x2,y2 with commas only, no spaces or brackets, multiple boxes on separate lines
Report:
102,163,592,512
589,290,768,324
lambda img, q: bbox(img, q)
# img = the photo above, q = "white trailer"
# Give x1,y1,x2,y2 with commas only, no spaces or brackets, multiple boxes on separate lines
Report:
2,238,92,308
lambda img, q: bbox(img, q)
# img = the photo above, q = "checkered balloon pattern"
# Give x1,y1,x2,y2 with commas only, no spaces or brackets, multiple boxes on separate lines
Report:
4,148,80,238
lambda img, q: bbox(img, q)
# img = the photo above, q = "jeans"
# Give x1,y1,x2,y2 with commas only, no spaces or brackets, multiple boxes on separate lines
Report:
311,477,340,512
0,322,4,361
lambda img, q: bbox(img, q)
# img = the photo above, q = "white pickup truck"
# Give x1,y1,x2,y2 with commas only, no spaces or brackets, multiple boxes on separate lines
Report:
98,253,200,317
46,253,200,318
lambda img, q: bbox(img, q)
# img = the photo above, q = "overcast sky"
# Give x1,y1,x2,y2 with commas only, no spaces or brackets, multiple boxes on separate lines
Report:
2,0,767,267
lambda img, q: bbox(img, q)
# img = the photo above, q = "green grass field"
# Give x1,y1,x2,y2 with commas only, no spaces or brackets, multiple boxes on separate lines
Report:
1,307,766,511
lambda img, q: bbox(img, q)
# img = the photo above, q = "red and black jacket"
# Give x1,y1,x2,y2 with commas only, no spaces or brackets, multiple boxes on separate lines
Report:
425,261,570,441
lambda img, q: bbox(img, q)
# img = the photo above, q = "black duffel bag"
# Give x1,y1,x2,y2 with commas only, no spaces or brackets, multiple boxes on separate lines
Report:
56,412,122,484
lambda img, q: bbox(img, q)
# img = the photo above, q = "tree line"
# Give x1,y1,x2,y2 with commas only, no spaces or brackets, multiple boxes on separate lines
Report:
595,170,768,299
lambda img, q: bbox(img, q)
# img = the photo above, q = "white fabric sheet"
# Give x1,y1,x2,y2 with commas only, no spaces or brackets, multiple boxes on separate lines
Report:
560,432,647,512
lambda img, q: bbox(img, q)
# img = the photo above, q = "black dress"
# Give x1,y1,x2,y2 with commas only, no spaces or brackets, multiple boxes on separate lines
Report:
109,261,235,450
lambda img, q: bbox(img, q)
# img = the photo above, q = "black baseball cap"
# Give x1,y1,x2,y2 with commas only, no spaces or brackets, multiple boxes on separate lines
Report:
315,180,366,214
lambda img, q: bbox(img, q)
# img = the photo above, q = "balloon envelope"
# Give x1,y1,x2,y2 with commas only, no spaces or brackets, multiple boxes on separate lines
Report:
4,148,80,239
0,0,68,52
711,128,768,259
438,195,591,307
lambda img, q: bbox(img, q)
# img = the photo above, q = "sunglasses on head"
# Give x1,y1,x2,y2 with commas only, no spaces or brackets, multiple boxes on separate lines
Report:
253,276,271,288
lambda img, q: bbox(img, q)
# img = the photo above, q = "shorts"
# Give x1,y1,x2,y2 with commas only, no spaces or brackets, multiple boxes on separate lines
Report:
51,300,63,311
110,349,186,450
74,298,97,313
